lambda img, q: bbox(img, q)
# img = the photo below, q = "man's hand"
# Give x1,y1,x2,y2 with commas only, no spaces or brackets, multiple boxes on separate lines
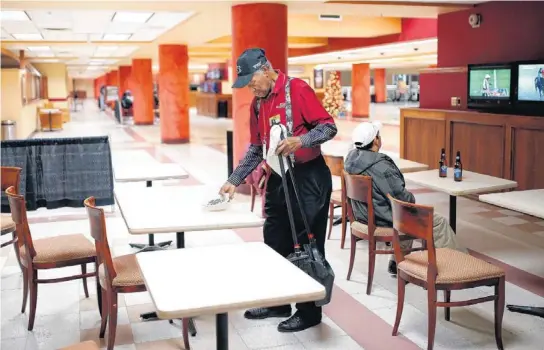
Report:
275,137,302,156
219,181,236,200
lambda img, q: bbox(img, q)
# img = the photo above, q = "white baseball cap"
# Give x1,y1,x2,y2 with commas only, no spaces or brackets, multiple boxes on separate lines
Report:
352,121,383,147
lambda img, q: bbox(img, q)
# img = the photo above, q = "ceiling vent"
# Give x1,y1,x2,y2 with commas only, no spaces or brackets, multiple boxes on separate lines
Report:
319,14,342,21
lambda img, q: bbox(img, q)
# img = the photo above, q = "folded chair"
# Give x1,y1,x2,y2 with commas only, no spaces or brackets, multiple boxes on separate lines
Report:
388,194,505,350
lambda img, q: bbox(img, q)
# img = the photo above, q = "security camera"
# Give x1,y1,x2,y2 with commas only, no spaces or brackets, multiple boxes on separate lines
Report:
414,48,419,52
468,13,482,28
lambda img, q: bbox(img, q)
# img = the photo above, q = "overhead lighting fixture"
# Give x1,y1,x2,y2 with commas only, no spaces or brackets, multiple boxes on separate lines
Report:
102,33,131,41
27,46,52,52
87,66,103,70
95,46,119,52
1,10,31,21
35,59,60,63
13,33,43,40
112,11,154,23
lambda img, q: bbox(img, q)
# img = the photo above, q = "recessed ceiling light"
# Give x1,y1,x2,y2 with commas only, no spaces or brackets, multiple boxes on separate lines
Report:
13,33,43,40
102,34,131,41
35,59,59,63
27,46,52,52
87,66,103,70
95,46,119,52
112,11,153,23
1,10,30,21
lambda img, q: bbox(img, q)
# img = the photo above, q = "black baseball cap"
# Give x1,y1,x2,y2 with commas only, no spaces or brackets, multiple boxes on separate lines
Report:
232,48,268,88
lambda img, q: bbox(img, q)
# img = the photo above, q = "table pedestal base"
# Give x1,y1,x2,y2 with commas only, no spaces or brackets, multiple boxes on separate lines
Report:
217,313,228,350
129,234,172,252
507,305,544,318
140,313,198,336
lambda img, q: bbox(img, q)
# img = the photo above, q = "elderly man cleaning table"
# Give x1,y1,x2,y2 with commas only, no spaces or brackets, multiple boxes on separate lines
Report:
219,48,337,332
344,121,466,275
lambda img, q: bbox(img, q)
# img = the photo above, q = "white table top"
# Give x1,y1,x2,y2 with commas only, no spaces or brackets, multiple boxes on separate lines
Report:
40,108,60,113
137,242,326,319
479,189,544,219
114,163,189,182
115,185,264,235
111,150,157,167
404,169,518,196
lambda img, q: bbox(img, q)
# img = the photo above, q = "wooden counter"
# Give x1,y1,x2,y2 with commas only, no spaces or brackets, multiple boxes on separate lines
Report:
400,108,544,190
195,92,232,118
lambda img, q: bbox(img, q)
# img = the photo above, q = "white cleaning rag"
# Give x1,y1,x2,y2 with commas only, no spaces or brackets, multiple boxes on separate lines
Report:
266,124,290,177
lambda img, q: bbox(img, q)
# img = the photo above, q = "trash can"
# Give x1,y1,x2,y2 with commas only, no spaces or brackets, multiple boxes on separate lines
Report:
1,120,16,140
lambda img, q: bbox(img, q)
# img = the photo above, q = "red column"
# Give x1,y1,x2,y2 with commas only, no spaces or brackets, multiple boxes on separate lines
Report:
109,70,119,88
158,44,190,143
352,63,370,118
118,66,131,97
232,3,288,167
374,68,386,103
131,58,154,125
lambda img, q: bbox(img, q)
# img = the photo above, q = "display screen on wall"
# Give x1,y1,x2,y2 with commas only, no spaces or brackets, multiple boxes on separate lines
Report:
314,69,324,89
517,64,544,101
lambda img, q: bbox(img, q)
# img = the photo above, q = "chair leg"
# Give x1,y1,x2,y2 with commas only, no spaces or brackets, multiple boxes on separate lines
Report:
27,269,38,331
81,263,90,298
366,241,376,295
96,266,102,317
346,235,357,280
250,186,256,212
13,235,24,273
427,289,438,350
340,206,347,249
99,288,108,338
392,277,407,336
182,318,191,350
494,277,505,350
443,290,451,321
21,267,29,313
327,202,334,240
107,292,118,350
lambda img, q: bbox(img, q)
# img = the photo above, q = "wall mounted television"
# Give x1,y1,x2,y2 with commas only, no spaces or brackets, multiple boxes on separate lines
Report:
513,60,544,116
467,63,514,110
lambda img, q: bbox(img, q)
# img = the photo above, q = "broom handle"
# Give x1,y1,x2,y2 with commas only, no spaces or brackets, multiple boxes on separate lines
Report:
279,128,315,243
277,147,301,248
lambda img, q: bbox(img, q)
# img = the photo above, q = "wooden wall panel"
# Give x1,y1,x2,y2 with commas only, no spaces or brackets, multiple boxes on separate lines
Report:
450,122,504,177
511,128,544,190
404,117,445,170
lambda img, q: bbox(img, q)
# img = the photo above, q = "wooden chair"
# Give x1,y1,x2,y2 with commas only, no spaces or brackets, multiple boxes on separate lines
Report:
1,167,22,267
343,171,411,295
324,155,347,248
388,194,505,350
84,197,191,350
5,186,97,331
60,340,99,350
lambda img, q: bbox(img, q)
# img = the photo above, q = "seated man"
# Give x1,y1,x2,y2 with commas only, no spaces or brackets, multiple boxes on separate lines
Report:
344,121,466,275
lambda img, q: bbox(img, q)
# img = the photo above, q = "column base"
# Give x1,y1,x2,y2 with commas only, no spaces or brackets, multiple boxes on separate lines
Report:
162,138,190,144
236,183,252,196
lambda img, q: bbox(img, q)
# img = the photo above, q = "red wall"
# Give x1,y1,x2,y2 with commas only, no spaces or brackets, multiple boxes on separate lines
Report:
420,1,544,109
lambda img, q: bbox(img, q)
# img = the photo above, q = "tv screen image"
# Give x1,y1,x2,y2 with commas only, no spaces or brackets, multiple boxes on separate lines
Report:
518,64,544,101
469,68,511,99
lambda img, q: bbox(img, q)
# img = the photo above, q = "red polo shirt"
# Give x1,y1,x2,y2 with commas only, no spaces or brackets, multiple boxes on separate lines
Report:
249,71,335,164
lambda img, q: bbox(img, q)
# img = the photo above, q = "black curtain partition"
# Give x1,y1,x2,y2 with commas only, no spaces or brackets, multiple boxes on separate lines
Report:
1,136,114,212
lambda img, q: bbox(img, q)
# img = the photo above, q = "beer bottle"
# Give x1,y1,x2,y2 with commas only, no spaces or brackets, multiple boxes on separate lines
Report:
439,148,447,177
454,151,463,182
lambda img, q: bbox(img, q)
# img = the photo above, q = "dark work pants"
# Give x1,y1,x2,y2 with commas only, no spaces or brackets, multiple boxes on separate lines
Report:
263,155,332,318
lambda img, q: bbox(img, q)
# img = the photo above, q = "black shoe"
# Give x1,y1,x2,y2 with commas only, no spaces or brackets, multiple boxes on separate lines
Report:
277,312,321,333
244,307,291,320
388,260,397,276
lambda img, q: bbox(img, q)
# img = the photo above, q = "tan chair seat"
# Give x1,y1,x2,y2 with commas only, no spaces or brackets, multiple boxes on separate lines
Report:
21,234,96,264
99,254,144,288
398,248,505,284
351,221,394,237
60,340,100,350
331,190,342,203
1,215,16,234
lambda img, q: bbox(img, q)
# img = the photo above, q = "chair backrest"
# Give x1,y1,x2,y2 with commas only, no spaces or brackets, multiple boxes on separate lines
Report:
1,167,21,193
5,186,35,263
324,155,344,177
388,194,437,281
342,170,376,230
83,197,116,287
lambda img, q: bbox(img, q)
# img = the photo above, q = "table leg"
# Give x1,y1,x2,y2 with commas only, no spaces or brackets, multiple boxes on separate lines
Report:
507,305,544,318
216,313,229,350
449,195,457,233
177,232,185,249
129,180,172,250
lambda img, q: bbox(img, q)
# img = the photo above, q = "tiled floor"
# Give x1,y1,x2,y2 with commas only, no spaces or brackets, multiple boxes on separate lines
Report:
1,101,543,350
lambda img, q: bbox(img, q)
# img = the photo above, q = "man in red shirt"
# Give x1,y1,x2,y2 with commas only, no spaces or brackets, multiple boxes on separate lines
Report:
219,48,337,332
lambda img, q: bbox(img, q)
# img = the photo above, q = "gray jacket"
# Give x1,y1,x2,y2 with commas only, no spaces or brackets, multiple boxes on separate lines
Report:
344,149,415,227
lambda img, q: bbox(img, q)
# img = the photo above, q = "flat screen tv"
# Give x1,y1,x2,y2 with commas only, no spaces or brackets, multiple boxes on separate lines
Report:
467,63,513,109
516,61,544,102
